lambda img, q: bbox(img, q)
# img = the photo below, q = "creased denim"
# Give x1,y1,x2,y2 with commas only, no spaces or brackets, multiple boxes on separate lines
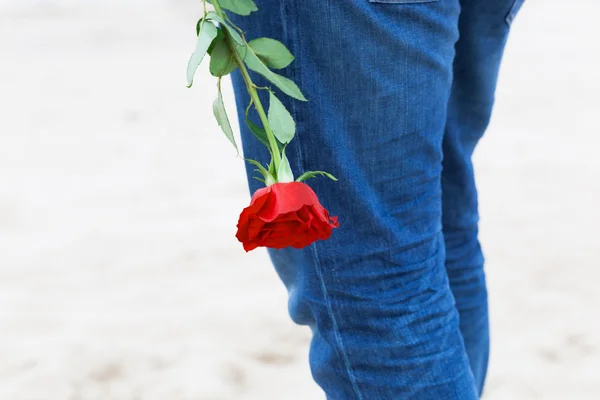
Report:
229,0,523,398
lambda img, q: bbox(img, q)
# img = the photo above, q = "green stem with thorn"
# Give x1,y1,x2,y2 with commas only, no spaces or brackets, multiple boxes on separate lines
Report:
211,0,282,171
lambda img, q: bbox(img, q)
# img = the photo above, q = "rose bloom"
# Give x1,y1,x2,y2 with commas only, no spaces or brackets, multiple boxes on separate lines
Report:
236,182,339,252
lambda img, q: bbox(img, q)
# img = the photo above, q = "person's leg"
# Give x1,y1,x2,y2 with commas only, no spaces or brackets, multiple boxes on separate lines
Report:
230,0,478,398
442,0,525,394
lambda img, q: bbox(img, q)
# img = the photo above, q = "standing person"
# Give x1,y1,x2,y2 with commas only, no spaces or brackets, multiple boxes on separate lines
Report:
230,0,525,398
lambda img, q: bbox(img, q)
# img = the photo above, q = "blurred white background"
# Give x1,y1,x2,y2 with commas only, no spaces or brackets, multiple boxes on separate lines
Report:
0,1,599,399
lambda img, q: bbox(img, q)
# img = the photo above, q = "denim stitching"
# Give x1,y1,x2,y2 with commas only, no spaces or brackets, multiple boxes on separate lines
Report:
280,1,364,398
311,244,364,400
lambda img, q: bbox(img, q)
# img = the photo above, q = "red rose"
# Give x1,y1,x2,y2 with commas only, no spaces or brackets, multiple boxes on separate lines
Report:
236,182,339,252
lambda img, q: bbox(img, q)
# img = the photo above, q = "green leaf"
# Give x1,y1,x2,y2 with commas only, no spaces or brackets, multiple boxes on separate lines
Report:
205,12,245,47
210,0,258,16
268,92,296,144
277,147,294,183
187,21,218,88
245,117,283,152
207,28,224,54
242,49,307,101
209,34,237,77
196,19,203,36
246,118,270,149
296,171,338,182
213,84,238,153
248,38,295,69
253,176,266,184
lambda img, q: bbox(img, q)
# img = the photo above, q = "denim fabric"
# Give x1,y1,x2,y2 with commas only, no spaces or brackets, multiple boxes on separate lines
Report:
230,0,523,398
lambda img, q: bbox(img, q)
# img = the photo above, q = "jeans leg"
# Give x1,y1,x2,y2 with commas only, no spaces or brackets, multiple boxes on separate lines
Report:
442,0,524,394
230,1,478,398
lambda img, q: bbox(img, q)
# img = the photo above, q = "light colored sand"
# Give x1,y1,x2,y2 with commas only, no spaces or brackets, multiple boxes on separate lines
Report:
0,1,598,399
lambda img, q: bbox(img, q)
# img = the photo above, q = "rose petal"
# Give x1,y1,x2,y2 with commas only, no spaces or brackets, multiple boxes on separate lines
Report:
246,217,266,241
257,182,318,220
243,241,260,252
236,182,339,251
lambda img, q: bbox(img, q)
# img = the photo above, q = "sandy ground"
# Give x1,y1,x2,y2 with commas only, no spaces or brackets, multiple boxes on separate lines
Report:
0,1,599,399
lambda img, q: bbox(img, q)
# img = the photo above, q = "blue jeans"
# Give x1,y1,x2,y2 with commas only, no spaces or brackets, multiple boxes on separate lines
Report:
231,0,524,398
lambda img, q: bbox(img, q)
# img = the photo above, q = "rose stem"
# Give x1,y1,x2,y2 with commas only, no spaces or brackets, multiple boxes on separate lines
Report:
212,1,282,171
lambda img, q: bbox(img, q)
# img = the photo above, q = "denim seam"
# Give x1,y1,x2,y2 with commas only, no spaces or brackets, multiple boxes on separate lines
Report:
505,0,525,25
280,1,364,398
311,244,364,400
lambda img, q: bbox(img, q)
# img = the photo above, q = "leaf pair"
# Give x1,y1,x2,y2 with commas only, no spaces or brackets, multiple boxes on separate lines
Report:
245,91,294,153
242,45,306,101
188,12,246,86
